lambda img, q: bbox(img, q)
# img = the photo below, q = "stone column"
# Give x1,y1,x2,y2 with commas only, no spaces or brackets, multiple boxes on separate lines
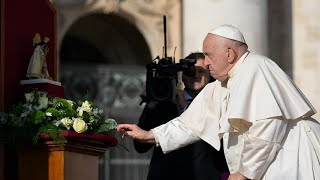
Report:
293,0,320,119
182,0,268,56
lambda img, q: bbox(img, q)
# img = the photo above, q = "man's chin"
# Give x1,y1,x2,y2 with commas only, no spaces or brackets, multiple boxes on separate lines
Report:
192,84,205,90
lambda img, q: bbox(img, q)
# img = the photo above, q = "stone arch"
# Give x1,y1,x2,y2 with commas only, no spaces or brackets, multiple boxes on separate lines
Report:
58,11,154,180
58,12,150,111
60,13,152,65
54,0,182,69
52,1,182,179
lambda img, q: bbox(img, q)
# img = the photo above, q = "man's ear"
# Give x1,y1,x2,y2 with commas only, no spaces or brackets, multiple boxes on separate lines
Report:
227,47,237,64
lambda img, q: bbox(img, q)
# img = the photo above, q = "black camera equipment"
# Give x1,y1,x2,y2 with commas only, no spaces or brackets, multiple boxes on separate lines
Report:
140,16,196,105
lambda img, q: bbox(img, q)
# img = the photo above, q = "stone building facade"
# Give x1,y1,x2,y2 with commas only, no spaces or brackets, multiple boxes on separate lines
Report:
50,0,320,179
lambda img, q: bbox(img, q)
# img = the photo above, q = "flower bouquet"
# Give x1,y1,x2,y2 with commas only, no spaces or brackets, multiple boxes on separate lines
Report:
0,89,118,146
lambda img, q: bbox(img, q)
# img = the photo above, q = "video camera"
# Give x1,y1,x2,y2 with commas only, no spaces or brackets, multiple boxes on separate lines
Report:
140,16,196,104
144,56,196,103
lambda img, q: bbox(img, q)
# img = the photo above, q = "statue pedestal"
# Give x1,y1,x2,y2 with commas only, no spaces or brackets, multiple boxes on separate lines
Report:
18,132,118,180
20,79,65,98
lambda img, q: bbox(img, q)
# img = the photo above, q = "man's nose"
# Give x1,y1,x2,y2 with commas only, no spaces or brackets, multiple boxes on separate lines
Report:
204,57,210,66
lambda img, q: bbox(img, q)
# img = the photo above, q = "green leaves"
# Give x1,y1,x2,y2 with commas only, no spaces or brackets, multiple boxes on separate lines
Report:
96,118,117,134
32,111,45,124
55,98,71,109
10,103,24,117
46,108,59,117
105,118,117,129
0,89,118,145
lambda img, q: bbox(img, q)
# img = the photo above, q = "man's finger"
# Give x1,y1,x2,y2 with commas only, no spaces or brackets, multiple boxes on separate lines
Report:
121,131,133,138
122,131,128,138
116,124,133,131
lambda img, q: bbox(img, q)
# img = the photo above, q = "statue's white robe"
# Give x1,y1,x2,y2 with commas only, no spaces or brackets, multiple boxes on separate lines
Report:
152,52,320,180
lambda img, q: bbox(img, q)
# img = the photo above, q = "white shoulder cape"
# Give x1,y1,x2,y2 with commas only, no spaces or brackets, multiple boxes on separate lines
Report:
180,53,317,150
226,53,316,122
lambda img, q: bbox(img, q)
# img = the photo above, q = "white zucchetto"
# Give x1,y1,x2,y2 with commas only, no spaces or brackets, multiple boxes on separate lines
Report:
209,24,246,44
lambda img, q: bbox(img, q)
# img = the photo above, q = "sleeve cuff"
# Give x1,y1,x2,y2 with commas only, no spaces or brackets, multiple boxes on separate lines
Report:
151,129,160,147
151,118,200,154
239,134,282,179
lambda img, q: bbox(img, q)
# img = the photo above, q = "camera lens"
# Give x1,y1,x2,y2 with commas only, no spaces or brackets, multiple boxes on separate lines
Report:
147,77,176,102
183,66,196,77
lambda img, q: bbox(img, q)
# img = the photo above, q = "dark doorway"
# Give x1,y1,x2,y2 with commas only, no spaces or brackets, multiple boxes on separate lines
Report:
59,13,152,180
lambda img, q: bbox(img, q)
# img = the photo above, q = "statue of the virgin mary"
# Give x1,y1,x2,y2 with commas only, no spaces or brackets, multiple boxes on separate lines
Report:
26,33,50,79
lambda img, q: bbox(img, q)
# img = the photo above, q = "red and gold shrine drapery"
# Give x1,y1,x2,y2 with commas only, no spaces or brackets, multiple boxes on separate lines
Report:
1,0,57,112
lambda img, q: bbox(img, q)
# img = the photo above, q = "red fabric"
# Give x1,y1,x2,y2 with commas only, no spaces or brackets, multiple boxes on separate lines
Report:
39,131,118,147
20,83,65,98
2,0,56,111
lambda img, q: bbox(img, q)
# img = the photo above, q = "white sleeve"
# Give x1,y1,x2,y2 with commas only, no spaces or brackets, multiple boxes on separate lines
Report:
151,117,200,154
239,118,288,179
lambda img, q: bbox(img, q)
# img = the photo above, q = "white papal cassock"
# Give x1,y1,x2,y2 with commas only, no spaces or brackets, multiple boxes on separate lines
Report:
152,51,320,180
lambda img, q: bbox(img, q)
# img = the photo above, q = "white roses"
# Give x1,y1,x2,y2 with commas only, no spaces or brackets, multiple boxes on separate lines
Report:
25,92,34,103
25,91,48,110
72,118,88,133
55,117,88,133
3,89,117,144
77,100,91,116
54,101,95,133
60,117,73,130
37,96,48,110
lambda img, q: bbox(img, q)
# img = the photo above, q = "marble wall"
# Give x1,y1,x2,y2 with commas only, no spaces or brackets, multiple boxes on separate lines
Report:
183,0,268,56
53,0,320,120
293,0,320,119
49,1,320,180
184,0,320,119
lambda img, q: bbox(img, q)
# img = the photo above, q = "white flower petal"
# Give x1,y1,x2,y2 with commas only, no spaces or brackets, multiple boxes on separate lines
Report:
72,118,88,133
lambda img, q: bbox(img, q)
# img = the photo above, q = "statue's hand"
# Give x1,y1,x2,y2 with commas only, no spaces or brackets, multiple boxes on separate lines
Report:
43,46,49,55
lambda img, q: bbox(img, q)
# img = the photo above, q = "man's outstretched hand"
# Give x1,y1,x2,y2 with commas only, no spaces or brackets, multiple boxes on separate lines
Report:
116,124,156,144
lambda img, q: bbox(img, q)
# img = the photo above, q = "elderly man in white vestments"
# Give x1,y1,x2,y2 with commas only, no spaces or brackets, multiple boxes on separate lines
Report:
116,24,320,180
